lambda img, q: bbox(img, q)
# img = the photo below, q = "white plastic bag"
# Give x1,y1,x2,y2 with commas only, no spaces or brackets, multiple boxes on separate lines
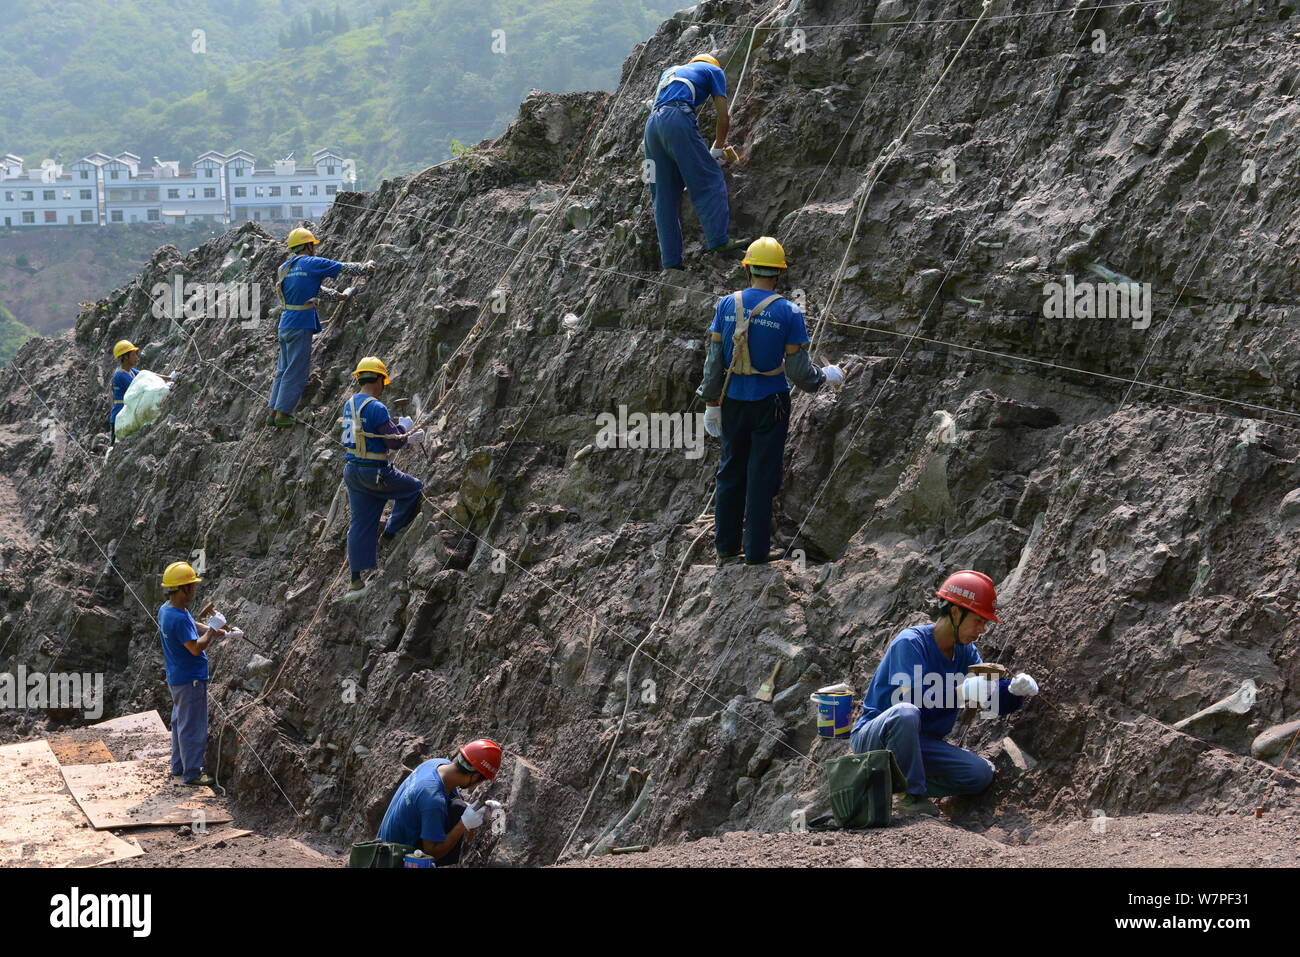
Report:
114,370,171,440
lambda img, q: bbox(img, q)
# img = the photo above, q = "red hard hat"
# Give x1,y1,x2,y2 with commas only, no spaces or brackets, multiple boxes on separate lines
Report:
459,738,503,780
935,570,1001,623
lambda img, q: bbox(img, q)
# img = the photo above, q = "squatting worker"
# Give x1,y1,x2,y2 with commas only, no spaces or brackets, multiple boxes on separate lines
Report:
340,356,425,595
377,738,504,864
109,339,173,442
268,227,375,428
850,570,1039,815
697,236,844,565
643,52,748,271
158,561,226,787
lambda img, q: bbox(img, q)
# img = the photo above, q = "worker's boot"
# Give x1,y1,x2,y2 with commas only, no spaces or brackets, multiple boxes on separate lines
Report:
709,238,749,260
894,792,941,817
715,551,742,567
183,773,218,788
272,412,295,428
745,549,788,565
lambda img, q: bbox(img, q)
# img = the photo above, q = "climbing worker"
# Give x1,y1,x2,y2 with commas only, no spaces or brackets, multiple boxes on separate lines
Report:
643,52,748,271
376,738,504,865
267,227,376,428
697,236,844,565
109,340,173,442
849,571,1039,815
157,561,227,787
341,356,426,596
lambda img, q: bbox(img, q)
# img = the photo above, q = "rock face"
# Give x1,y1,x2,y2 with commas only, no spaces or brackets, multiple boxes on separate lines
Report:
2,0,1299,864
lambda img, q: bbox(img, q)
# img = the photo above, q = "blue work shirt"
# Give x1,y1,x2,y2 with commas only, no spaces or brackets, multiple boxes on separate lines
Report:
109,368,137,424
377,758,459,847
158,603,208,686
277,254,344,332
852,623,1020,740
710,289,810,401
342,394,399,466
653,61,727,109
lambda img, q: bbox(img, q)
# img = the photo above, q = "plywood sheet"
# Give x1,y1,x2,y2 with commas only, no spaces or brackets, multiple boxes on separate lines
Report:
91,711,167,735
61,759,231,830
48,737,114,765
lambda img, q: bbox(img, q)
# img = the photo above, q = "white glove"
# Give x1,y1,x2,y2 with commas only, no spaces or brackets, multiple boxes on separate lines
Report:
398,416,414,431
460,802,484,830
169,371,181,383
822,365,845,390
1009,672,1039,697
958,675,993,709
704,405,722,437
483,799,503,822
404,429,426,445
364,259,377,271
709,146,725,162
207,612,227,631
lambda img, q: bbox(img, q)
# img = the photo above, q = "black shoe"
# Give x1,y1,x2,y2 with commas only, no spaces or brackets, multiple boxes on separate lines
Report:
709,238,749,260
745,549,787,565
715,551,742,567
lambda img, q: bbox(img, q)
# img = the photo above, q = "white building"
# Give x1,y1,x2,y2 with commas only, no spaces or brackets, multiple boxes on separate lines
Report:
0,148,347,228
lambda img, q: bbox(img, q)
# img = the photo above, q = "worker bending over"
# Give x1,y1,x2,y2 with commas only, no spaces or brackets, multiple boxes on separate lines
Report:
341,356,425,595
851,571,1039,815
157,561,226,787
268,227,375,428
643,52,747,270
109,339,173,442
697,236,843,565
377,738,504,865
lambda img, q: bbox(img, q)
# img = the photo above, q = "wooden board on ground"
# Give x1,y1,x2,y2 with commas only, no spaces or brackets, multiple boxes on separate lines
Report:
61,758,231,830
91,711,168,735
48,737,114,765
0,740,143,867
57,710,172,762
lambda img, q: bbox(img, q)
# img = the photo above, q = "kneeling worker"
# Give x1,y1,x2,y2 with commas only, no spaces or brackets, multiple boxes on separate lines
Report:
341,356,426,595
850,571,1039,815
377,738,504,865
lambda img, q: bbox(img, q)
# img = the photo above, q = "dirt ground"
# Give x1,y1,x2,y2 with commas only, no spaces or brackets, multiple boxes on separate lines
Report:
106,824,343,868
561,810,1300,868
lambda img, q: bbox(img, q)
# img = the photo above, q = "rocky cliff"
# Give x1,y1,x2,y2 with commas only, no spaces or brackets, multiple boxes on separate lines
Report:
2,0,1298,866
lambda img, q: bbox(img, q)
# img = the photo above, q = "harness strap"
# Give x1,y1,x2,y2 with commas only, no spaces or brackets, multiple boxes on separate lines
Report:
343,394,390,462
729,291,786,377
278,255,318,312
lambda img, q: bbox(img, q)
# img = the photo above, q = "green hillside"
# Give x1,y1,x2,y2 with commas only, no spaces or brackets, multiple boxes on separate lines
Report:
0,301,37,366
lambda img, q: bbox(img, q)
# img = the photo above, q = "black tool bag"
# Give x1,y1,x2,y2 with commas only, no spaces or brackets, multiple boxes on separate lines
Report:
825,749,908,829
348,840,415,868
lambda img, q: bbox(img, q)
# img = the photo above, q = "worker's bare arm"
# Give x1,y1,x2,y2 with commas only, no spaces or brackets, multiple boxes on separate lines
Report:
712,95,730,147
422,821,467,861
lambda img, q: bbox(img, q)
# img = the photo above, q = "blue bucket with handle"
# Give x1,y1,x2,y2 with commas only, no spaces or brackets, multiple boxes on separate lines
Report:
811,684,855,738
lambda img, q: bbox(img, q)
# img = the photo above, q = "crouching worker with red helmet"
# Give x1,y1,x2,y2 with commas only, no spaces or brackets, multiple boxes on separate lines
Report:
850,571,1039,816
368,738,504,867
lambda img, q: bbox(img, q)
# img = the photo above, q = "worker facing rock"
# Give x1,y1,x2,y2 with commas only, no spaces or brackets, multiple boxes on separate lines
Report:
697,236,844,565
340,356,425,595
643,52,748,270
850,571,1039,816
267,227,375,428
376,738,504,865
109,339,173,443
157,561,226,787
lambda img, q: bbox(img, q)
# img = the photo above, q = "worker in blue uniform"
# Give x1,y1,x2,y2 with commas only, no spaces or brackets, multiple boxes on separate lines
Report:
698,236,844,565
268,227,376,428
341,356,426,595
109,339,173,442
850,571,1039,815
643,52,748,270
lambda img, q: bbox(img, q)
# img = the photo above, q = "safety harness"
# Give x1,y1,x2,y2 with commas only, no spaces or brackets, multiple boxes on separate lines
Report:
653,66,697,109
277,254,318,313
342,394,390,463
111,368,138,410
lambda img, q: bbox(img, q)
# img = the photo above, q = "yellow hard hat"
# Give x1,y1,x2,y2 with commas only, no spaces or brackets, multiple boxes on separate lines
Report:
742,236,788,270
689,53,722,68
162,561,202,589
113,339,139,360
286,227,319,249
353,356,390,385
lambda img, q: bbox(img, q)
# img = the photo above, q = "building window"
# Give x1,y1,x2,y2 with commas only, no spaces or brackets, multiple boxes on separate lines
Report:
291,206,303,217
234,187,247,198
42,190,54,200
3,191,11,201
269,186,281,197
310,185,318,195
235,167,245,176
167,188,180,199
19,190,32,201
203,187,216,198
289,185,302,196
80,189,92,200
81,209,94,222
80,170,89,179
110,170,119,179
325,185,337,195
44,210,57,223
110,210,123,222
62,190,72,200
22,212,34,223
205,169,214,178
147,209,159,221
255,186,264,197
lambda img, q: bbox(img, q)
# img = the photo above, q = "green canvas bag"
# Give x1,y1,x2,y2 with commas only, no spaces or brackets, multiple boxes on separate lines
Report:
348,840,415,868
825,749,908,829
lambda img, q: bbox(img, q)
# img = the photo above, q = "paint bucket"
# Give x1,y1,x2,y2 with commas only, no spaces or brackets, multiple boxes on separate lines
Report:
403,851,434,868
811,689,854,738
